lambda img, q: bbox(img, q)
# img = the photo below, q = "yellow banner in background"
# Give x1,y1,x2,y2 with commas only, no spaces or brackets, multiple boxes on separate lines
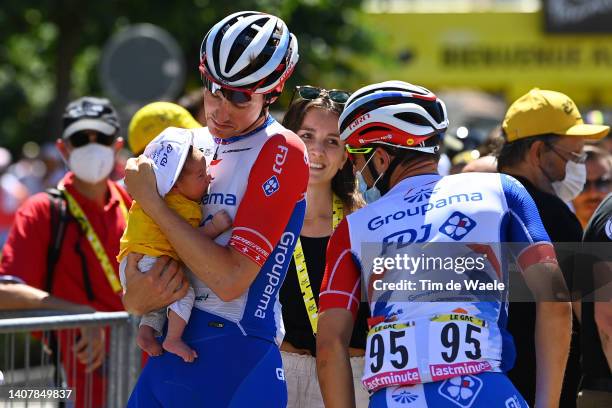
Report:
358,11,612,106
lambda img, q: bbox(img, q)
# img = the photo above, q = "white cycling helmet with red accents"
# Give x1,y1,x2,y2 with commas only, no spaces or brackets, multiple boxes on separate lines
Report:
339,81,449,154
199,11,299,94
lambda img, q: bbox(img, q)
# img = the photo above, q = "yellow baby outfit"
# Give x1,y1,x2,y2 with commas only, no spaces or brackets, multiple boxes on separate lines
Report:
117,192,201,262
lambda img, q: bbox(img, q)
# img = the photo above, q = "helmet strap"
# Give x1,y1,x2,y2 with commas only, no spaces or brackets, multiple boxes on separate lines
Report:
365,149,400,196
381,155,405,194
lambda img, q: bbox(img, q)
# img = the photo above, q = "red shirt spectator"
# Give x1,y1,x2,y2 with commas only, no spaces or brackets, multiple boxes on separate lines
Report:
1,171,130,309
0,96,131,408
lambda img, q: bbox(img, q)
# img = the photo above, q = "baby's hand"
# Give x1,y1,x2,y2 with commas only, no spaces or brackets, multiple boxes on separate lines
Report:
201,210,232,238
211,210,232,231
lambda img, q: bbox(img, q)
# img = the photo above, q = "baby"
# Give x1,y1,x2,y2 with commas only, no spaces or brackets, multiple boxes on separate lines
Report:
117,127,230,362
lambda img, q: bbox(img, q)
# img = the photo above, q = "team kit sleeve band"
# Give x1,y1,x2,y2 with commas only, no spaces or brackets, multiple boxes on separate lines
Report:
229,133,309,267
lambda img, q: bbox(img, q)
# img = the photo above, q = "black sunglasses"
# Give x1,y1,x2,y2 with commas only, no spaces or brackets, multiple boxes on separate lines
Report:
69,131,115,148
585,176,612,192
289,86,350,107
202,75,252,105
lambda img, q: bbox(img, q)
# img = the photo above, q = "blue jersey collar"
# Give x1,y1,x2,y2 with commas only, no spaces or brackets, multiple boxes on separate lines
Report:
213,115,276,145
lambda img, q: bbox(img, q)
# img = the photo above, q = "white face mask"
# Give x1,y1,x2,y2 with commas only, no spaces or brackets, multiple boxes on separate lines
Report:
552,161,586,203
68,143,115,184
356,153,384,204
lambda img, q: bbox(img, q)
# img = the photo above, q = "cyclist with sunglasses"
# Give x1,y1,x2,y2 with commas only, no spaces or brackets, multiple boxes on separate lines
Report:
1,96,131,408
123,11,308,407
315,81,572,407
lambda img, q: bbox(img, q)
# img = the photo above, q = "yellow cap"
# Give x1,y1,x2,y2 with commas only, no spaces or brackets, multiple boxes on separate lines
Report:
502,88,609,143
128,102,201,154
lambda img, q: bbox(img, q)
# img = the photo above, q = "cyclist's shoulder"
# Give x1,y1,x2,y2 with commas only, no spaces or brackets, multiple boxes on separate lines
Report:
255,122,308,170
264,122,306,153
443,171,502,184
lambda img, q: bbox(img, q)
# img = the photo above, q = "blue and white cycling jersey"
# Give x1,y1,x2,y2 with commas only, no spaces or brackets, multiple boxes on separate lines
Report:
319,172,557,392
191,117,309,344
128,117,309,408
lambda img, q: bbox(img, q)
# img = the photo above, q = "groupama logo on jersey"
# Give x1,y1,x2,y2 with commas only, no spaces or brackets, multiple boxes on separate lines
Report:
367,192,483,231
439,211,477,241
438,375,483,408
203,192,237,205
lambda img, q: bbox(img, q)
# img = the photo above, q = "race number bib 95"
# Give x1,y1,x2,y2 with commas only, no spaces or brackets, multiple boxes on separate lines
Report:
428,313,492,382
362,314,495,391
362,322,421,392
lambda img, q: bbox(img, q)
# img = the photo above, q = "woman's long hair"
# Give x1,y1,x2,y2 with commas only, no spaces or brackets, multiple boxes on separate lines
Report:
282,98,364,213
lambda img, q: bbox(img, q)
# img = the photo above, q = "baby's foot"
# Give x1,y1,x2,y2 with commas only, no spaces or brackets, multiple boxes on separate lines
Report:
163,337,198,363
137,326,162,357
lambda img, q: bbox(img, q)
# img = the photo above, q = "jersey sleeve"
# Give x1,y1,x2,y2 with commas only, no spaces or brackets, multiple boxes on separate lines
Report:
500,174,558,270
229,132,309,266
319,219,362,319
0,194,52,289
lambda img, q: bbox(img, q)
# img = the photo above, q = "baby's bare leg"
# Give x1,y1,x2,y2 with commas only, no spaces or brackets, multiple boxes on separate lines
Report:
201,210,232,238
137,325,162,356
162,310,197,363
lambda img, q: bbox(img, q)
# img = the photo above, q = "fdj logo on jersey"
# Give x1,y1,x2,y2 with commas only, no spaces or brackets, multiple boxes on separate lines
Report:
368,192,483,231
438,375,483,408
262,175,280,196
382,224,431,255
439,212,476,241
273,145,288,174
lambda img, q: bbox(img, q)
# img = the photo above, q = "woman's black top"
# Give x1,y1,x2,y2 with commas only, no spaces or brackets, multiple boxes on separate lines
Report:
279,235,369,356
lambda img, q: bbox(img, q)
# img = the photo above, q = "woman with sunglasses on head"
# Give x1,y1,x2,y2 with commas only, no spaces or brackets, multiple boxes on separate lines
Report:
280,87,370,408
123,11,308,408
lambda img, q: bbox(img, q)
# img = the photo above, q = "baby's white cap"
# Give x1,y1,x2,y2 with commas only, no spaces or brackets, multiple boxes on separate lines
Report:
143,127,194,197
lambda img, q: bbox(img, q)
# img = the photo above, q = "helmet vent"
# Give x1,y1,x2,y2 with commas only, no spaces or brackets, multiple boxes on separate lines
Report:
394,112,431,127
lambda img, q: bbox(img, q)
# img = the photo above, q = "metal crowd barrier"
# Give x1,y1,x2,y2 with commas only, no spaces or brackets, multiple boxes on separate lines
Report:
0,310,141,408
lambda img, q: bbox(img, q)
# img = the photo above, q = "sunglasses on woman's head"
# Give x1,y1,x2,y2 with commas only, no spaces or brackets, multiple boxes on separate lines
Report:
69,131,115,148
289,86,351,106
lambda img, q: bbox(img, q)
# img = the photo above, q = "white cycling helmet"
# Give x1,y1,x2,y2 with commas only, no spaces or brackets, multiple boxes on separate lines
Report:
199,11,299,95
339,81,449,154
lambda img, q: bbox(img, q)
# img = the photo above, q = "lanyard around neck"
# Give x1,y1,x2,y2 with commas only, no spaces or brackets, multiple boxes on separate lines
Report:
58,182,127,293
294,194,344,335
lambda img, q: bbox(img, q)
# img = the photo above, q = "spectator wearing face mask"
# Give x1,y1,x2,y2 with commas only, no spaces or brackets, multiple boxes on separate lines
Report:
0,96,132,408
573,145,612,228
497,88,610,408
